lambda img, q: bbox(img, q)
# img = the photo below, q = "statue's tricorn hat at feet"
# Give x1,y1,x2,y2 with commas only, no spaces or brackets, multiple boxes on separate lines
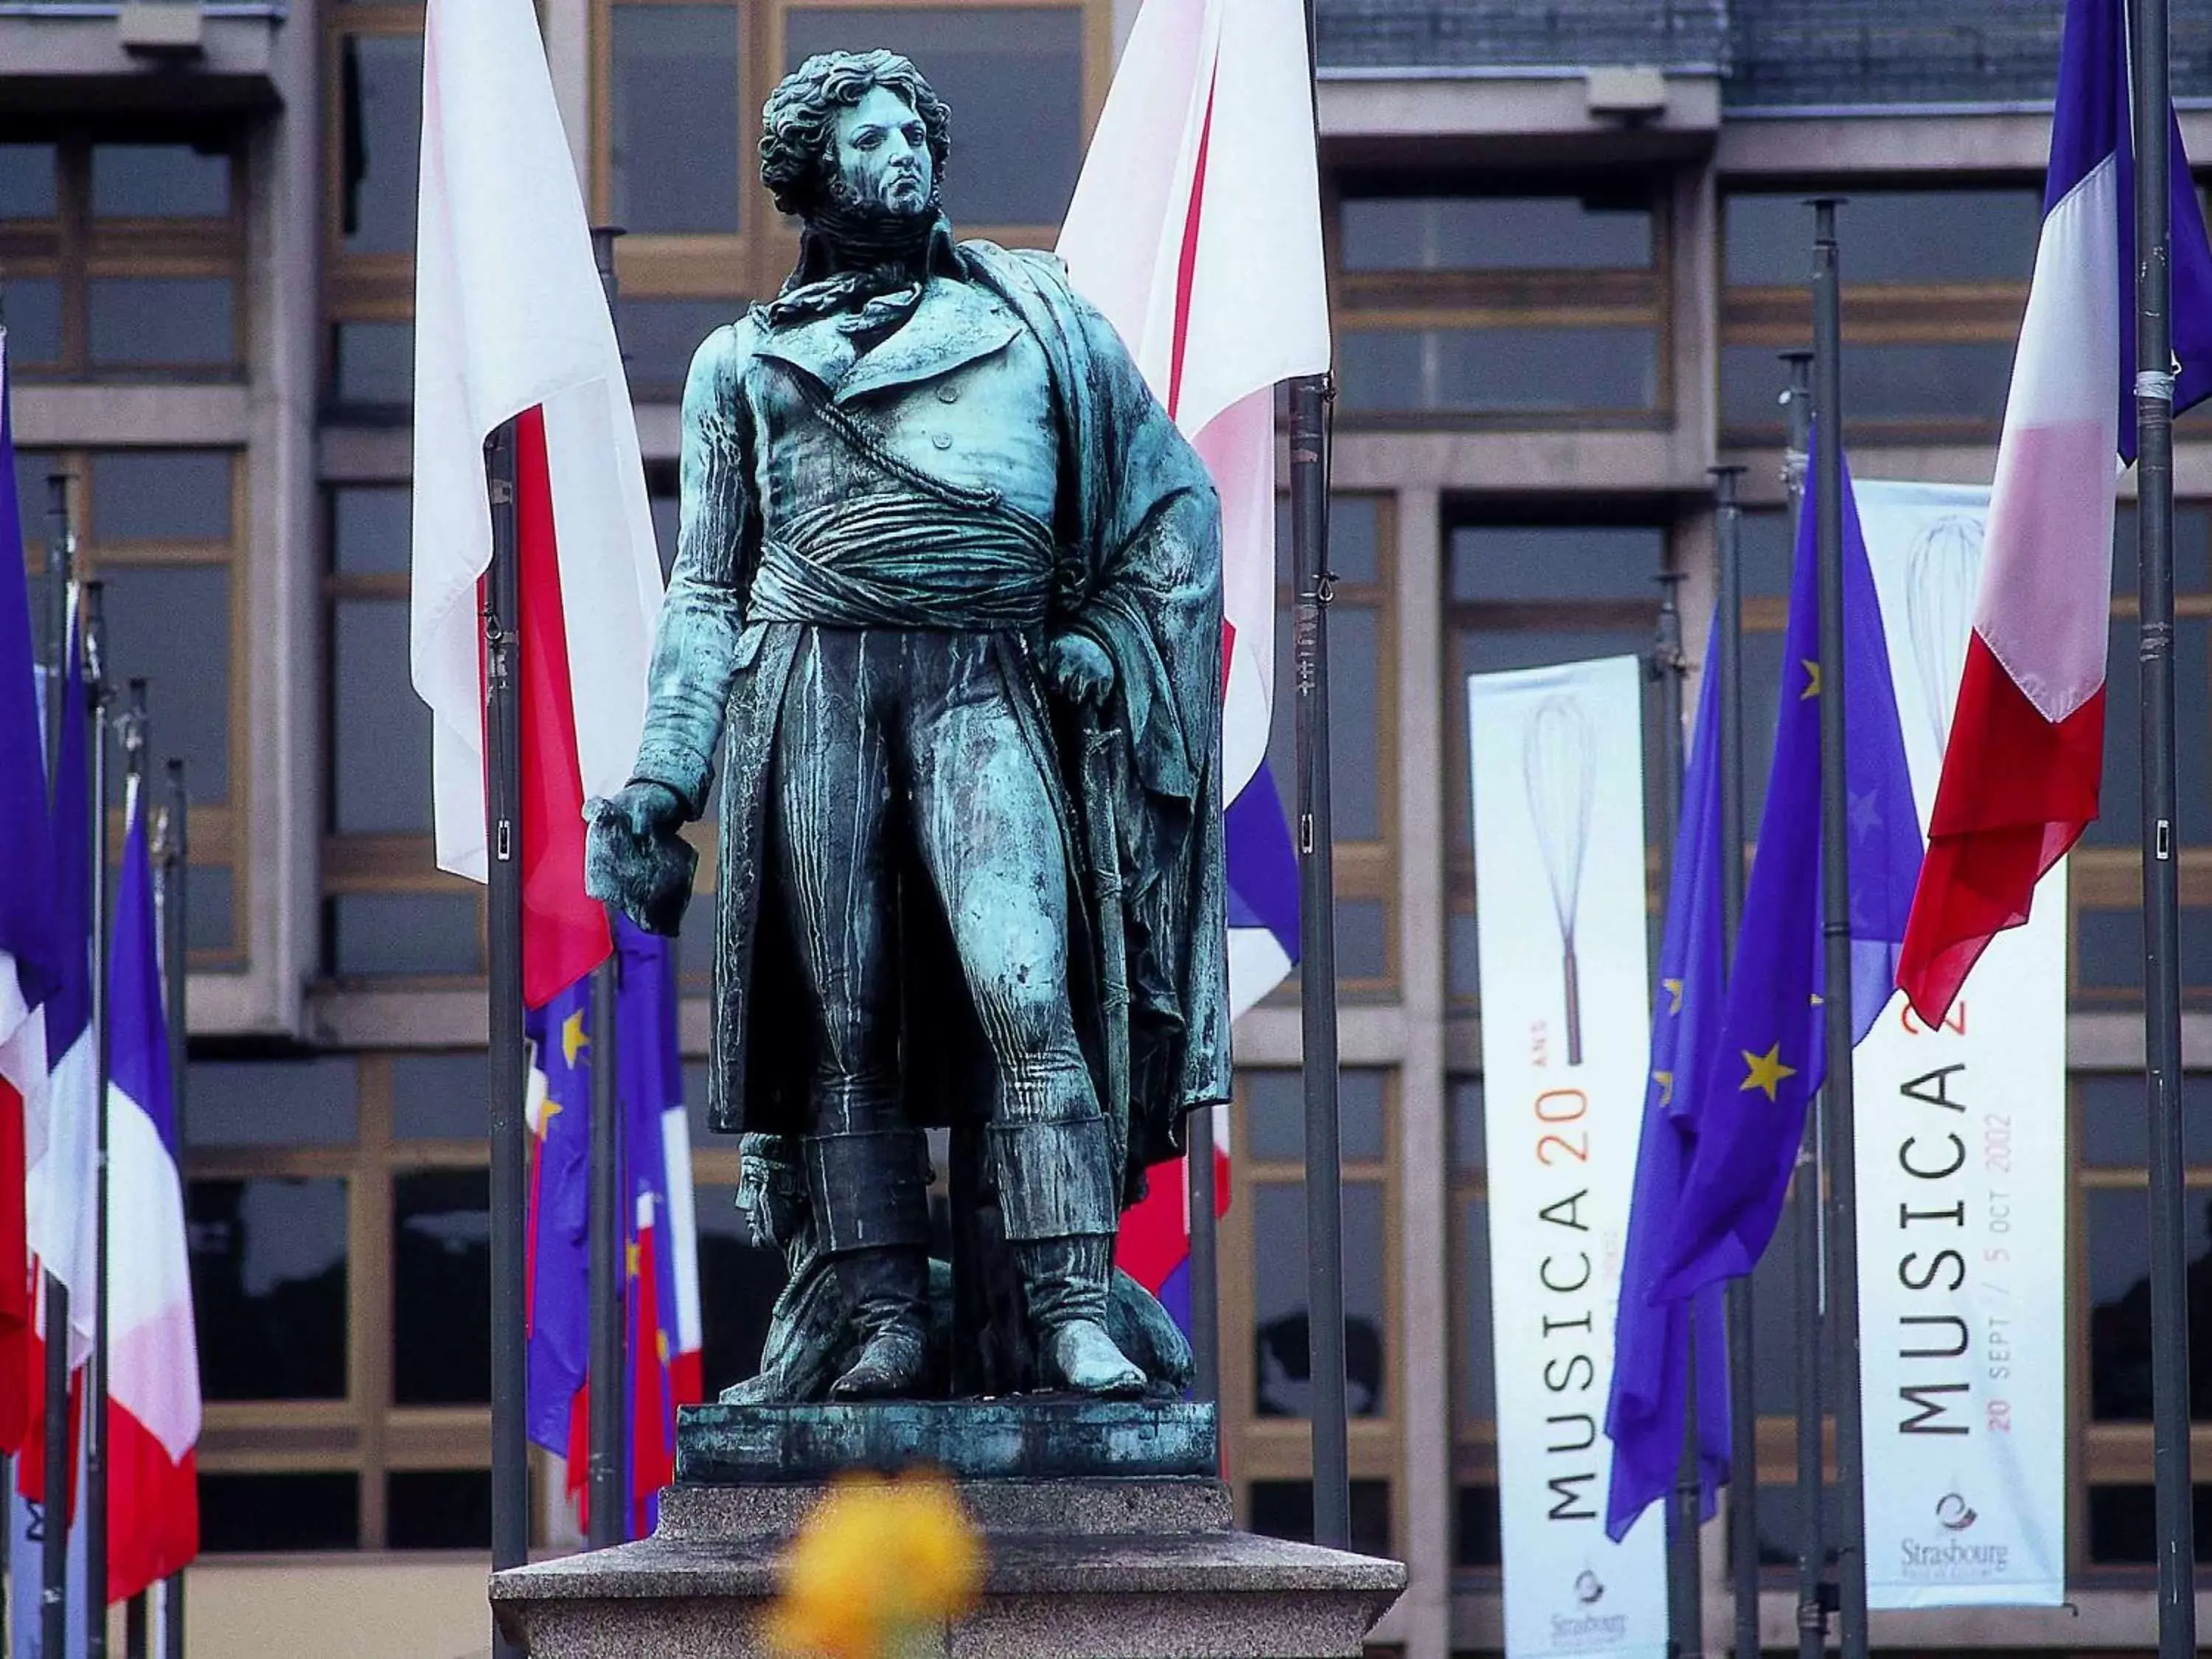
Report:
586,47,1232,1403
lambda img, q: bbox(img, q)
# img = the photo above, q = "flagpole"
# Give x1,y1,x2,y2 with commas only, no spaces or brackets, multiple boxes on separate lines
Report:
41,473,72,1659
1652,568,1704,1658
1186,1084,1219,1413
587,224,627,1553
83,584,114,1659
1808,198,1869,1659
483,420,529,1657
158,756,187,1659
1710,464,1758,1659
2132,0,2196,1644
1293,0,1349,1551
1776,347,1827,1659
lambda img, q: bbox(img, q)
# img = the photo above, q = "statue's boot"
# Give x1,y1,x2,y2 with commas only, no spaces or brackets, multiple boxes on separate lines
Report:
808,1129,932,1400
827,1248,930,1399
1018,1235,1147,1397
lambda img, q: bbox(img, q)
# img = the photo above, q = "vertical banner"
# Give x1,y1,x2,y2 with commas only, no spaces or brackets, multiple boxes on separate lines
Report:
1470,655,1666,1659
1853,481,2067,1607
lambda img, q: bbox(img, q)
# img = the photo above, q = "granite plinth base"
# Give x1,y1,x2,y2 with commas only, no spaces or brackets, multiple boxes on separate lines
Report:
676,1399,1218,1483
490,1476,1407,1659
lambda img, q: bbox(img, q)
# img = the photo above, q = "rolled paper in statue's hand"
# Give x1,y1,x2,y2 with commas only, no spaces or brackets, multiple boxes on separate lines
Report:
584,790,698,937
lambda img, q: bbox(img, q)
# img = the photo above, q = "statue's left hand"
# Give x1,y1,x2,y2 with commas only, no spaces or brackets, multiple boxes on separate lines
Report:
1046,633,1116,708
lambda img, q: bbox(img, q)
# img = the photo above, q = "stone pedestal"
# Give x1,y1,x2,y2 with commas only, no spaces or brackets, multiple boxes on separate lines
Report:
490,1402,1405,1659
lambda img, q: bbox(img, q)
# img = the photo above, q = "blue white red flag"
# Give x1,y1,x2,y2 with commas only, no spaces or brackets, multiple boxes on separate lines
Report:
103,773,201,1599
0,329,60,1458
1658,455,1923,1298
1056,0,1325,1330
1899,0,2212,1021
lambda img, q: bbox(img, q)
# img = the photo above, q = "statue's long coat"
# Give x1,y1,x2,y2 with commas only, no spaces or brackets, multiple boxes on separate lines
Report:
630,240,1231,1204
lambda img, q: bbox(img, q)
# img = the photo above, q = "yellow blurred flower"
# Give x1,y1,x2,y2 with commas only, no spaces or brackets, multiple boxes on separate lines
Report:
765,1470,985,1659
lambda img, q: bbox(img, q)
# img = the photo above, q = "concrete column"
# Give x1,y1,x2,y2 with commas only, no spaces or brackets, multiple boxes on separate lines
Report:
1392,485,1452,1659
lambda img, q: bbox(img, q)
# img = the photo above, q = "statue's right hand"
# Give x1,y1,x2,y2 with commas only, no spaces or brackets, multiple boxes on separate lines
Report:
585,780,699,937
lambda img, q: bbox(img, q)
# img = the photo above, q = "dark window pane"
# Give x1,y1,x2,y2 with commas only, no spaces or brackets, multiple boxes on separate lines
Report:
612,6,740,234
333,596,433,833
2115,502,2212,596
1722,341,2015,433
1751,1483,1826,1568
2073,905,2212,996
1739,507,1795,599
329,893,482,977
782,7,1084,226
2084,1186,2212,1419
1335,897,1388,981
1750,1187,1807,1414
616,297,741,403
1253,1180,1386,1418
394,1168,491,1405
1448,903,1478,1002
333,485,411,574
1450,524,1663,602
187,1057,359,1147
1,279,62,366
1453,1483,1501,1568
333,321,414,407
2078,1073,2212,1167
1727,190,2041,286
187,1177,349,1400
1248,1478,1392,1558
1339,326,1659,415
1450,1077,1484,1170
1341,192,1652,272
2084,1484,2212,1563
678,886,717,985
91,451,232,542
102,565,232,804
88,277,234,367
648,479,679,583
200,1473,358,1552
386,1470,492,1551
1244,1068,1384,1164
91,145,230,218
1273,494,1379,587
180,862,236,953
0,144,58,216
393,1051,489,1140
2087,616,2212,846
1266,597,1383,849
696,1181,790,1397
343,34,424,254
1458,1194,1494,1422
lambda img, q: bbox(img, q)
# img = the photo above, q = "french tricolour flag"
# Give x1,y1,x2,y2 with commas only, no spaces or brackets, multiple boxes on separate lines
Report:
410,0,664,1009
1057,0,1326,1325
103,773,200,1599
1899,0,2212,1022
0,328,63,1460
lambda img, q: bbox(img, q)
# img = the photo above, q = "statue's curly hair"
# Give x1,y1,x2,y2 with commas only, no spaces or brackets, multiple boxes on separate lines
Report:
759,49,951,219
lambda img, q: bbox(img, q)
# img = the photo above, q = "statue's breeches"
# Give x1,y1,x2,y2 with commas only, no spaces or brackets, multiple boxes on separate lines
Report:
768,626,1117,1247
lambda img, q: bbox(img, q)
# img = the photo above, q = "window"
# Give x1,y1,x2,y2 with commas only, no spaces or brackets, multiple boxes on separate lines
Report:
12,449,247,964
1264,494,1398,999
1443,518,1666,1004
189,1048,754,1553
325,7,425,415
0,134,244,380
585,0,1106,403
1719,187,2041,442
1333,182,1668,424
1222,1068,1400,1555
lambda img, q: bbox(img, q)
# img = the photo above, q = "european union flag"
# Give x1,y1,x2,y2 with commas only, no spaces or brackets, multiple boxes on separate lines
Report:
1605,627,1732,1540
524,975,594,1456
1657,451,1922,1299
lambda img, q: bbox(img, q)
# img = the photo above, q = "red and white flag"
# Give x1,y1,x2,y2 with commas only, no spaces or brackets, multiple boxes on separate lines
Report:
1897,0,2212,1023
410,0,664,1008
1057,0,1326,1023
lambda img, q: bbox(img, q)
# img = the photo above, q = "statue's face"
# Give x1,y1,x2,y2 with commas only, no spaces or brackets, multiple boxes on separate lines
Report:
829,85,933,216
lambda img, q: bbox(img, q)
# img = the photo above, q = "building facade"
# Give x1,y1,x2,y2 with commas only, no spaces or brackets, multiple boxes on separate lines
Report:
4,0,2212,1652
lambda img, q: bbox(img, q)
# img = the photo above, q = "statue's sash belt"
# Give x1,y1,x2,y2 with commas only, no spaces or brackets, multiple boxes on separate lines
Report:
748,493,1056,630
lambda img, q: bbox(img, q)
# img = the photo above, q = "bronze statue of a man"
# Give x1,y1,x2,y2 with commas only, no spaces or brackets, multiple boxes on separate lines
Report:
587,49,1231,1402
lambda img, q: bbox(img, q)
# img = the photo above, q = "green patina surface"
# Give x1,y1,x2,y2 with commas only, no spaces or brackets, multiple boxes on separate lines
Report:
675,1399,1220,1484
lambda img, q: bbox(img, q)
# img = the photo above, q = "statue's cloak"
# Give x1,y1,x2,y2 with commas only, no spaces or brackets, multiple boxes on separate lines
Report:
630,238,1231,1206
